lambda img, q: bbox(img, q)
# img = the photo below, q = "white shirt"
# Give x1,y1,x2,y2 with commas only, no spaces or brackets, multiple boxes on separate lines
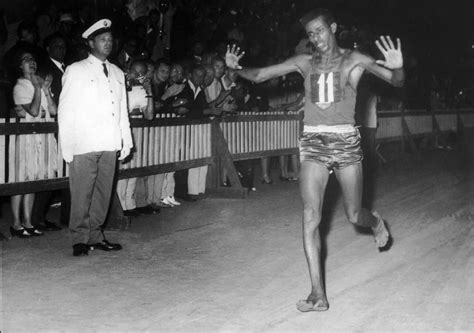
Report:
221,76,236,91
204,78,222,103
58,54,133,162
50,57,65,73
187,80,202,99
127,85,148,112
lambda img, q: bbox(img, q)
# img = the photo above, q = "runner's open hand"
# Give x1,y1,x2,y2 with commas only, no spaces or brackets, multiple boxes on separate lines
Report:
225,44,245,70
375,36,403,69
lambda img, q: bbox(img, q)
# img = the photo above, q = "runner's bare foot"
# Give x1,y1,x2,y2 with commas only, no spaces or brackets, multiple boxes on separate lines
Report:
296,293,329,312
372,211,390,248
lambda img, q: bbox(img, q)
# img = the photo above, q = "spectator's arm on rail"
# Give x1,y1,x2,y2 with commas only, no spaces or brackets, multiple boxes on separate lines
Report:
142,77,155,120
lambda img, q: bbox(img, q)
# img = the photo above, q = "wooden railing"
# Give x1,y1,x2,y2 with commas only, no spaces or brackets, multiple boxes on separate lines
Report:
1,109,473,196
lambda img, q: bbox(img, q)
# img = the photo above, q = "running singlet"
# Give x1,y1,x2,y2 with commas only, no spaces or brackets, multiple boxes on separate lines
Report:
303,50,357,126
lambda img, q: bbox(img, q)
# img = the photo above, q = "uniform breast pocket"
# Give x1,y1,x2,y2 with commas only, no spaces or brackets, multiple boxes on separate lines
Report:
113,80,125,98
83,78,100,98
88,77,101,90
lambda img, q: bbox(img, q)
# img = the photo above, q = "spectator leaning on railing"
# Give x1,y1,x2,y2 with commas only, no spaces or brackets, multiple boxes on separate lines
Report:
139,60,171,211
151,62,187,208
117,59,156,216
170,65,220,201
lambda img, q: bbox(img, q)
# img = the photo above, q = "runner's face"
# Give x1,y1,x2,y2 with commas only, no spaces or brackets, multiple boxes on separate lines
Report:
305,16,336,54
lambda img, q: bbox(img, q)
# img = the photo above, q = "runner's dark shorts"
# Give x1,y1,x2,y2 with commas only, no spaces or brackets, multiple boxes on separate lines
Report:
299,127,363,170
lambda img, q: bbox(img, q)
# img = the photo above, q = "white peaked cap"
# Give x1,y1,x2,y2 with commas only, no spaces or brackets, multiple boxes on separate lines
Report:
82,19,112,39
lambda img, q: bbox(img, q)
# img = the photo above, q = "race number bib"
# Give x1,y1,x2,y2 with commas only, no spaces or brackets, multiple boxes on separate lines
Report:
310,72,341,107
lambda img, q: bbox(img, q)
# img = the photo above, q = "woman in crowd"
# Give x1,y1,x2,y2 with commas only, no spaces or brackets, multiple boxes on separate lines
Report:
10,50,57,237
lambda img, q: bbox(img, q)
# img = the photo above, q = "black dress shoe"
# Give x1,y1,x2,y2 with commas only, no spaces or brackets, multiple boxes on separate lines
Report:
183,194,199,202
89,240,122,251
133,205,156,215
23,226,44,236
73,243,89,256
37,220,62,231
10,227,32,238
123,209,140,217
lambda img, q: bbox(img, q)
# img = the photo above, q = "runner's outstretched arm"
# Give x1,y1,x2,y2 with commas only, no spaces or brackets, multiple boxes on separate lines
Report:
226,44,308,83
354,36,405,87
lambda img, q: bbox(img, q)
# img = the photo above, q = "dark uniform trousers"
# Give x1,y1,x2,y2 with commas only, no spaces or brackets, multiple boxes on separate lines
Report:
68,150,117,245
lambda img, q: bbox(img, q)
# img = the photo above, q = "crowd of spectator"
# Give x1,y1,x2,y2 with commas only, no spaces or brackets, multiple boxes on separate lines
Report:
0,0,309,238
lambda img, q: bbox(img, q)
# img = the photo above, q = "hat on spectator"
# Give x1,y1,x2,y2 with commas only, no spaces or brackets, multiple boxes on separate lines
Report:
59,13,75,23
82,19,112,39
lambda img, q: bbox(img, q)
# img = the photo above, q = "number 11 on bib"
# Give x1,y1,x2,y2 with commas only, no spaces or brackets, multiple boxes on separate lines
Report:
310,72,341,106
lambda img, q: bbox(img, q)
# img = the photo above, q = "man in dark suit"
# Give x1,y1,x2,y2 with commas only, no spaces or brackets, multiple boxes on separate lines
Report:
168,65,219,200
33,33,70,231
38,33,67,104
170,65,210,118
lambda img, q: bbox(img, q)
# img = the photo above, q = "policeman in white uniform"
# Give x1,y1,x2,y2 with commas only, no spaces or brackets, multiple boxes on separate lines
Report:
58,19,133,256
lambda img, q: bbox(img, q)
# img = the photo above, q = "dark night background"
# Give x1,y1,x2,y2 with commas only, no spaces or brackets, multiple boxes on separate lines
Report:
2,0,474,67
2,0,474,109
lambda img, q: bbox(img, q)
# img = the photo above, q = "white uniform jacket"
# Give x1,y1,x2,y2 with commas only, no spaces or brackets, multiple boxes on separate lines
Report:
58,54,133,162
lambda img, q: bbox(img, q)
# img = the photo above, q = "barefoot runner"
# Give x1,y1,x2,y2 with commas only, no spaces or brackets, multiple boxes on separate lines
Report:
225,8,404,312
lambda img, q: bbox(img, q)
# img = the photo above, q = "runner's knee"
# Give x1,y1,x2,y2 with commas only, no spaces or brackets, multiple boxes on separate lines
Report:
303,206,322,229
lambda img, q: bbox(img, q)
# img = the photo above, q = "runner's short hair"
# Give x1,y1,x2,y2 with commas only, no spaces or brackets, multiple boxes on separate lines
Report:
299,8,335,27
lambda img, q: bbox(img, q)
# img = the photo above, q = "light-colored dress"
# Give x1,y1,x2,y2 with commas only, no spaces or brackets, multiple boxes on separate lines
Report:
12,78,58,181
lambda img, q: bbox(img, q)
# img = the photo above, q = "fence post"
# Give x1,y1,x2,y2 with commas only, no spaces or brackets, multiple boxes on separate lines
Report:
207,118,221,188
206,118,247,198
